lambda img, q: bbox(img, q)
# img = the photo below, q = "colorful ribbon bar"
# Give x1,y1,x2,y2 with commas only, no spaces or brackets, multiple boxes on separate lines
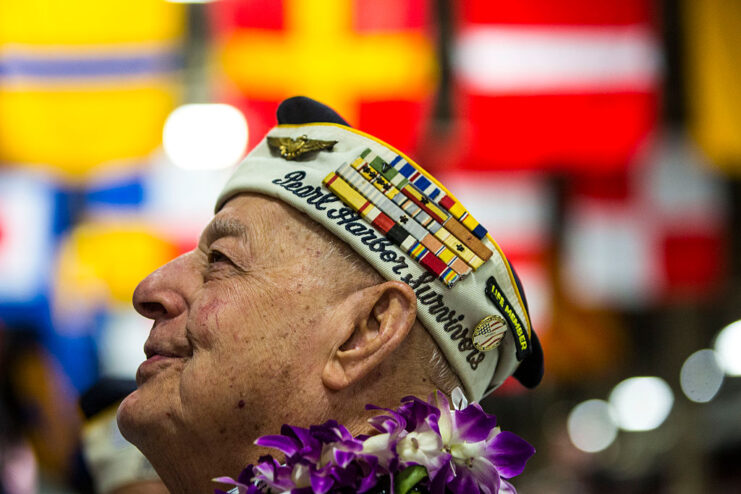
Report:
323,172,463,287
354,150,492,264
323,149,497,287
360,148,490,240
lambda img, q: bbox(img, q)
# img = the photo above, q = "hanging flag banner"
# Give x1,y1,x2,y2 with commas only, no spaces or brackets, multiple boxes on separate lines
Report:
561,133,727,308
450,0,661,172
684,0,741,173
0,0,185,183
211,0,437,153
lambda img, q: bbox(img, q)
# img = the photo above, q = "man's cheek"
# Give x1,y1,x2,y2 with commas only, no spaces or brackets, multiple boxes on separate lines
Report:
180,356,244,408
231,275,288,324
189,297,232,348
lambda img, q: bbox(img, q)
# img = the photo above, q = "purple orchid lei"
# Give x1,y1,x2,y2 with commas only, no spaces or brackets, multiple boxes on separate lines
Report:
213,388,534,494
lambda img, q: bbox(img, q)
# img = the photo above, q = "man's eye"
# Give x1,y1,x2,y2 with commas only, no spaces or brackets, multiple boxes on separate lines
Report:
207,250,230,265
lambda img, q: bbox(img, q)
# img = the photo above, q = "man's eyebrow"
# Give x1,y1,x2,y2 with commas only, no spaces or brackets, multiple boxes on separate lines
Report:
203,217,249,246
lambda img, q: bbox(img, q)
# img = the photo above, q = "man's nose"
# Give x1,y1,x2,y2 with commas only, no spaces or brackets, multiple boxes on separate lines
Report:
132,253,194,321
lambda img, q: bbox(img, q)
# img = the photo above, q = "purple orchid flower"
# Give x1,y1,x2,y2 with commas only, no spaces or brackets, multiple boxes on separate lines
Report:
256,425,323,464
390,395,450,479
312,420,364,469
250,455,297,493
362,403,410,471
214,386,534,494
431,389,535,494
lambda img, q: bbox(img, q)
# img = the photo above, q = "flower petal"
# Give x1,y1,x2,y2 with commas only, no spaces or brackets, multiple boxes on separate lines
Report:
429,461,454,494
361,433,399,470
448,468,482,494
435,397,454,444
397,431,442,468
333,449,356,468
398,395,442,433
211,476,248,494
500,479,518,494
236,465,255,486
468,456,501,492
453,405,498,443
254,435,299,457
451,387,468,410
309,469,334,494
489,431,536,479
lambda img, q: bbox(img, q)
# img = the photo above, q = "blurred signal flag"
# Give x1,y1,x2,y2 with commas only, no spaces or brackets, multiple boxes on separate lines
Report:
53,220,182,316
0,171,54,304
0,0,185,184
561,133,727,308
685,0,741,173
211,0,437,154
450,0,661,172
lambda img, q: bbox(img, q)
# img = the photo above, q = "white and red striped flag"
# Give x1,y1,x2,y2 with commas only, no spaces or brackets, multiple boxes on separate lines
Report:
561,132,727,308
450,0,661,172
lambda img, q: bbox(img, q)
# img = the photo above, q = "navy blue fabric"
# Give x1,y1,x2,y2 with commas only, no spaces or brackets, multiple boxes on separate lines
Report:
510,266,544,388
277,96,350,127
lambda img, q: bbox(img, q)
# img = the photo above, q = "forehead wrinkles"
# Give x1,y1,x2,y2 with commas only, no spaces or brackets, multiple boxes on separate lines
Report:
208,197,313,267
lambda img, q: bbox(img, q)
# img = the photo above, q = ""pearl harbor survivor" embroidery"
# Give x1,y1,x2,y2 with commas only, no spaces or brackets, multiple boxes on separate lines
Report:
272,170,486,370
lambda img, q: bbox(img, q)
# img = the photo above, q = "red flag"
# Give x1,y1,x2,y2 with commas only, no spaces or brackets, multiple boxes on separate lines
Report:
449,0,661,172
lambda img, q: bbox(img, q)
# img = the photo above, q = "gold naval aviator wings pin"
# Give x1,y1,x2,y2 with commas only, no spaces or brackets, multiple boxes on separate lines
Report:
267,135,338,160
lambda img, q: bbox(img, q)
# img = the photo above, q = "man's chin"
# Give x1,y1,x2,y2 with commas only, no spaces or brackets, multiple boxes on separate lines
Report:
116,389,145,443
116,387,175,447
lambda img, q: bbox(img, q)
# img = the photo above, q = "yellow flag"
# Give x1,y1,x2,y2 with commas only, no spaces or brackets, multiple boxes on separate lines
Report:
685,0,741,173
0,0,185,183
54,220,180,312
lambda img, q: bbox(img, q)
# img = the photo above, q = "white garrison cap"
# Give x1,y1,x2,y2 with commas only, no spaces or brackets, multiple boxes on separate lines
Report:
216,97,543,402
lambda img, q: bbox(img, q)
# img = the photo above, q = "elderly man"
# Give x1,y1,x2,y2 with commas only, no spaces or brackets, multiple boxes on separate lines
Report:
117,97,542,493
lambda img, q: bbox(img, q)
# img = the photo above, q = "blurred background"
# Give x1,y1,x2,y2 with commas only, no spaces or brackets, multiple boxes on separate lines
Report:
0,0,739,492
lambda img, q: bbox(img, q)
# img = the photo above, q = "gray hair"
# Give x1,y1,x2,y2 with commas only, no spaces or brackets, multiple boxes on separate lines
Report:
427,338,463,396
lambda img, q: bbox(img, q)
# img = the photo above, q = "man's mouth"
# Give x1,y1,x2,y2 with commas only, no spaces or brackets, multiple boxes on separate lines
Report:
136,351,185,385
144,348,182,360
145,353,178,362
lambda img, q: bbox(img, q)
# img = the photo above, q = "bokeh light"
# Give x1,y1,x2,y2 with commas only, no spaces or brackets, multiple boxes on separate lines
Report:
163,104,248,170
98,308,153,378
609,377,674,431
680,349,724,403
567,399,618,453
714,320,741,376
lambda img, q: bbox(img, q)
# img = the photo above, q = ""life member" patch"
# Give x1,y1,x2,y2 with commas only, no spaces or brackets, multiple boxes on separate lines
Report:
485,276,531,361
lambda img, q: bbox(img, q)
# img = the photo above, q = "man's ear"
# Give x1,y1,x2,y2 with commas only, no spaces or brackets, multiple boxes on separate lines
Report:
322,281,417,391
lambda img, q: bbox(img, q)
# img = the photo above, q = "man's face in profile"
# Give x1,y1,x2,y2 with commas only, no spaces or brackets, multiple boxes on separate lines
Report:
117,193,342,468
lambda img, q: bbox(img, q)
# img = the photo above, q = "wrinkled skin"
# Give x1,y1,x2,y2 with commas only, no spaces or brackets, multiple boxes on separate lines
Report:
117,194,351,493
